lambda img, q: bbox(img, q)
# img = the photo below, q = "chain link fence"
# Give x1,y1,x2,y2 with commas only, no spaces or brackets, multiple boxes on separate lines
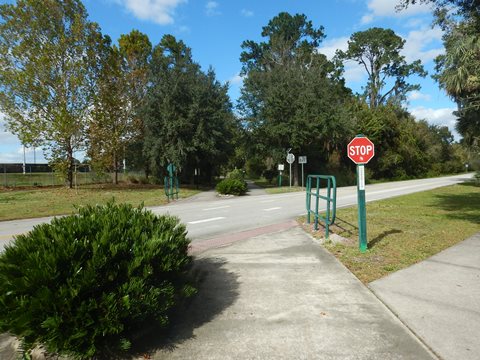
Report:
1,163,145,188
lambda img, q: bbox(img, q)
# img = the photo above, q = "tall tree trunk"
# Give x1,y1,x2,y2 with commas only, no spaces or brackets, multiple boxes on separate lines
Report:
113,150,118,185
67,145,74,189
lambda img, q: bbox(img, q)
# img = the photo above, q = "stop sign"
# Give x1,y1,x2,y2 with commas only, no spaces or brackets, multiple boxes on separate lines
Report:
348,136,375,164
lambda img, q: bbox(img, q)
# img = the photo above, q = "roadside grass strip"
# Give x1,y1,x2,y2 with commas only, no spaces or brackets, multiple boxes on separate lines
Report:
300,183,480,284
265,186,305,194
0,184,200,221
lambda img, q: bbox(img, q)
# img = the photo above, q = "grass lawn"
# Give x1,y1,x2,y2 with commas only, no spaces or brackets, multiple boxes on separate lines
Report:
300,183,480,284
0,184,201,221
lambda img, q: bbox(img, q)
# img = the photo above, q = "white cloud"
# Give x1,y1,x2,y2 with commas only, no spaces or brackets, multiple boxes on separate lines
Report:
408,90,431,101
362,0,432,23
343,63,367,83
241,9,254,17
228,73,244,85
116,0,186,25
317,37,366,84
361,14,374,25
402,27,444,64
410,106,459,137
205,1,220,16
0,114,20,146
0,146,48,164
318,37,349,59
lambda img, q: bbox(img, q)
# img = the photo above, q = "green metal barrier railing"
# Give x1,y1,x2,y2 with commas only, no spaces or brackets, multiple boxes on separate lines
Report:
306,175,337,239
164,176,179,202
165,163,179,202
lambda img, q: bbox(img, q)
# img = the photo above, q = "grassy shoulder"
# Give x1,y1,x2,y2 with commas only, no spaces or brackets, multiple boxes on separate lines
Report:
253,178,305,194
300,183,480,284
0,184,201,221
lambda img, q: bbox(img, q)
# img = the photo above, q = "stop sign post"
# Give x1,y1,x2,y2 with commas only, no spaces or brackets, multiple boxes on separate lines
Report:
347,135,375,253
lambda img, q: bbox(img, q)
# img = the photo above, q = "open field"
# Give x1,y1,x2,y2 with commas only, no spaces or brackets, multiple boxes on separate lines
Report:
0,171,144,187
301,182,480,284
0,184,200,221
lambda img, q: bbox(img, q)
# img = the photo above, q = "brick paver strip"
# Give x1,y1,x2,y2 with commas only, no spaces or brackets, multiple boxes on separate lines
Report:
189,219,298,254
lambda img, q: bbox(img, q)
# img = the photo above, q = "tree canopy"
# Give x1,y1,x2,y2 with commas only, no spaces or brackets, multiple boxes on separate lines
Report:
239,12,352,184
142,35,236,183
336,27,427,108
0,0,105,187
398,0,480,146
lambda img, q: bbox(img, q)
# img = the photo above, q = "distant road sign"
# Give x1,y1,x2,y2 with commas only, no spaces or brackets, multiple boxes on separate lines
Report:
278,164,284,171
286,153,295,164
299,156,307,164
347,136,375,164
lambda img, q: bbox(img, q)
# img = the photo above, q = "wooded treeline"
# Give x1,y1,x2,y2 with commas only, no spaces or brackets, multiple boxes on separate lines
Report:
0,0,477,188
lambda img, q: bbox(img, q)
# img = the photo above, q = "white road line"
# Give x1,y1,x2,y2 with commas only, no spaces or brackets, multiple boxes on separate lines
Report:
202,206,230,211
263,207,282,212
260,199,275,203
188,217,225,225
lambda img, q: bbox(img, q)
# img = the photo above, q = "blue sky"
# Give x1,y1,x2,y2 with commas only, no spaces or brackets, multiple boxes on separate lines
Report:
0,0,458,163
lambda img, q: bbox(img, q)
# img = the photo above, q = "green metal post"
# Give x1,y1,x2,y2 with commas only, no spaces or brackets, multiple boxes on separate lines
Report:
176,177,179,199
325,179,330,239
314,178,320,230
306,176,311,224
278,172,282,187
357,165,367,252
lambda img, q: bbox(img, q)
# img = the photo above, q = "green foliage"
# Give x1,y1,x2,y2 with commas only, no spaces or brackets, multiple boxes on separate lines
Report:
245,157,266,179
142,35,237,184
88,42,133,185
0,0,106,188
239,12,353,185
226,168,246,181
336,27,427,108
398,0,480,143
0,202,194,358
216,178,248,196
263,169,277,184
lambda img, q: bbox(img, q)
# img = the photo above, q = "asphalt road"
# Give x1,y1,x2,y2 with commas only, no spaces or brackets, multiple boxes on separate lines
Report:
0,173,472,249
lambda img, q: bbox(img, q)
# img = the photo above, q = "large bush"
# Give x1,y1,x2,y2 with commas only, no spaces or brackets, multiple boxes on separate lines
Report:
226,168,245,181
216,178,247,195
0,202,195,359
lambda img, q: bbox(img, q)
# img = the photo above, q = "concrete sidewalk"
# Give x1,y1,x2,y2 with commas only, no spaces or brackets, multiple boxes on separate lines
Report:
370,233,480,360
149,226,434,359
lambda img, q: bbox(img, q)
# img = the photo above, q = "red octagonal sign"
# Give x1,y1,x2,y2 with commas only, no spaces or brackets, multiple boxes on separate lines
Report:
348,136,375,164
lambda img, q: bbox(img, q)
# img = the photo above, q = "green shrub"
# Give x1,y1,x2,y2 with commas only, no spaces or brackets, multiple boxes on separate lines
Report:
216,178,247,195
226,168,245,181
474,170,480,185
0,202,195,359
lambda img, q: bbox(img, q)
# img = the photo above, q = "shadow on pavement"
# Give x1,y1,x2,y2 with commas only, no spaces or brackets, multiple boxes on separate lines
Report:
130,258,239,357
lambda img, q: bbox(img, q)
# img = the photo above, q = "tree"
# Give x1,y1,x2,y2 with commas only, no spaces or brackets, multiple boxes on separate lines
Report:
142,35,236,183
398,0,480,143
396,1,480,29
239,12,352,185
88,43,133,184
336,27,427,108
118,30,152,175
0,0,105,188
